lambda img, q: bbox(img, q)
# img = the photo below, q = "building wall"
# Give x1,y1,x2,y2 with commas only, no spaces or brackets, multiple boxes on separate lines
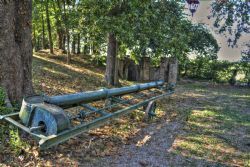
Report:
118,57,178,84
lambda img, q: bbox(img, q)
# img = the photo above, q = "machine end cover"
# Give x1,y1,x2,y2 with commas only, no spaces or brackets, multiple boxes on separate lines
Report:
19,96,70,136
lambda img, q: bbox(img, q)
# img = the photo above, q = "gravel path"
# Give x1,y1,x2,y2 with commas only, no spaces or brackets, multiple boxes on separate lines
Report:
104,120,183,167
100,119,222,167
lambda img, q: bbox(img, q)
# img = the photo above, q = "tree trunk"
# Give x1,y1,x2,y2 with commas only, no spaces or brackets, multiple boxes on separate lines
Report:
89,42,93,55
57,31,63,50
0,0,34,103
67,33,71,64
63,0,70,62
42,13,46,49
62,35,66,52
105,33,119,86
45,0,53,54
114,57,120,86
77,33,81,54
33,24,37,51
72,34,76,54
54,0,64,51
37,37,41,50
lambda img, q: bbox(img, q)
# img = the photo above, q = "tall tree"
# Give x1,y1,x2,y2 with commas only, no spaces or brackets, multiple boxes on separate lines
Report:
104,2,125,86
72,34,76,54
105,33,118,85
62,0,71,63
0,0,34,103
53,0,64,51
77,33,81,54
41,9,46,49
45,0,53,54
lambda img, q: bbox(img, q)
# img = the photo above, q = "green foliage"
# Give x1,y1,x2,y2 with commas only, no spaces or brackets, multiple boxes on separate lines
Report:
211,1,249,45
211,0,250,54
181,57,243,83
9,128,29,155
91,54,106,66
239,45,250,84
188,24,219,59
0,126,28,155
32,0,222,85
77,0,219,64
32,0,219,64
181,40,250,84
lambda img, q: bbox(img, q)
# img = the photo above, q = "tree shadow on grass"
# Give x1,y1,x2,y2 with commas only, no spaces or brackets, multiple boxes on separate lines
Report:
32,55,107,95
167,83,250,166
35,51,106,76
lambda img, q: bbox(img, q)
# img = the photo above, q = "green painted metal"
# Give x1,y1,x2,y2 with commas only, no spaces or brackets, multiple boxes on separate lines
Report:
2,115,47,140
0,81,175,150
19,99,71,135
45,80,164,108
145,101,157,119
39,90,174,150
19,96,44,126
0,112,19,120
81,104,109,115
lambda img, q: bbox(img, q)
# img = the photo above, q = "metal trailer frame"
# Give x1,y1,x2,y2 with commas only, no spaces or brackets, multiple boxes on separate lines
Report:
0,81,174,150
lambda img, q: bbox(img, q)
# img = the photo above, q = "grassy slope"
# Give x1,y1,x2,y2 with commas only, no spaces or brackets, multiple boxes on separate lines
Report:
0,50,249,166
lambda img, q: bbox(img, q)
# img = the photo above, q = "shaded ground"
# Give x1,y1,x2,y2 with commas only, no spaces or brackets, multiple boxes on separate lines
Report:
0,50,249,166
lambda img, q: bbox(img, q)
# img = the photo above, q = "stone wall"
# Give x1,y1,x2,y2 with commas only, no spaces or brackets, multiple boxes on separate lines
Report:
118,57,178,84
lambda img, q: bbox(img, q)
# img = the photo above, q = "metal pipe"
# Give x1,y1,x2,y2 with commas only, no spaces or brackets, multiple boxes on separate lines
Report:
3,116,47,140
45,80,164,108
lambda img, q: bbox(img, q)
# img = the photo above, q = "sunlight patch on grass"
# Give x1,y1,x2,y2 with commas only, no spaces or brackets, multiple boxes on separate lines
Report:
33,54,104,79
32,53,109,95
171,107,250,166
42,67,71,78
172,135,247,166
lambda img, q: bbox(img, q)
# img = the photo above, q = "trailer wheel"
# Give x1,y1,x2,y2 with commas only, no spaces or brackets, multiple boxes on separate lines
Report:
144,101,157,120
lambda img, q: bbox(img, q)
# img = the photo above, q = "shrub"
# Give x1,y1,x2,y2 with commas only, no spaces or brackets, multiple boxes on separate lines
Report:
181,58,247,84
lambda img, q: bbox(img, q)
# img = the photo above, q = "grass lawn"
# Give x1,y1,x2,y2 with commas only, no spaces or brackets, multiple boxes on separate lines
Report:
168,82,250,166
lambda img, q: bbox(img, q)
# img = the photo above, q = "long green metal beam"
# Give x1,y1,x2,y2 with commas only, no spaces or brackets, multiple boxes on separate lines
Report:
39,90,174,150
45,81,164,108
